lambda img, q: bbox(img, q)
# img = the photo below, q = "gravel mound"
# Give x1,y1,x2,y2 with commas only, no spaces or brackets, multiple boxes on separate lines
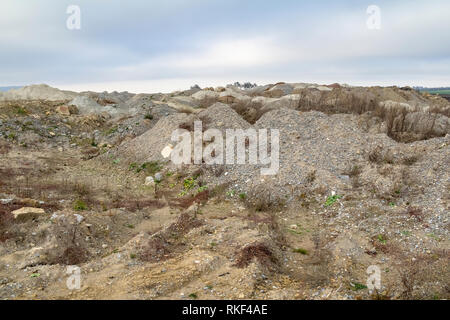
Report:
114,113,195,164
0,84,78,101
69,96,104,114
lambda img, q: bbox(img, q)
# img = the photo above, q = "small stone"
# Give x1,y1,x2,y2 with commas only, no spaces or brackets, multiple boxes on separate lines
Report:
50,213,59,220
154,172,163,182
56,105,71,116
74,214,84,223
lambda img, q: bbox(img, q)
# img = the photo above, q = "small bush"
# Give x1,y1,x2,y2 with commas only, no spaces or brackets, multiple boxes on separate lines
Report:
292,248,308,255
405,207,423,222
137,161,162,175
16,106,28,115
139,213,203,262
73,199,88,211
351,282,368,291
324,195,341,207
368,146,394,164
47,222,89,265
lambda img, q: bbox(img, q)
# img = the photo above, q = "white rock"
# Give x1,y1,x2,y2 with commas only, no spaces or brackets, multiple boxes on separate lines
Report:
144,176,155,186
50,213,59,220
74,214,84,223
161,144,173,158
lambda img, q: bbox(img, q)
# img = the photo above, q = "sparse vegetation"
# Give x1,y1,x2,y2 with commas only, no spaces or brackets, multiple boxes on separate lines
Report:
137,161,162,175
324,194,341,207
73,199,88,211
188,293,198,299
351,282,368,291
15,106,28,115
292,248,308,255
0,83,448,300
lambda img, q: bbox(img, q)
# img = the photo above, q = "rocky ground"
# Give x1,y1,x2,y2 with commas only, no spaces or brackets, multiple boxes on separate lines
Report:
0,83,448,300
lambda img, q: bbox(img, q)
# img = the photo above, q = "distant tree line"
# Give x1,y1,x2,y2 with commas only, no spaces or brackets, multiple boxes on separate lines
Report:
413,86,450,91
230,82,258,89
190,82,258,90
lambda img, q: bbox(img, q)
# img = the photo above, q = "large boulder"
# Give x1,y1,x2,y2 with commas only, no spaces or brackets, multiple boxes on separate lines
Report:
12,207,46,221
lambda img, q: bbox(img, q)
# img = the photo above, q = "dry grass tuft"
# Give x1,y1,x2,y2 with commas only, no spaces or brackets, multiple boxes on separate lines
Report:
139,212,203,262
405,206,424,222
172,190,209,209
46,222,89,265
234,242,277,269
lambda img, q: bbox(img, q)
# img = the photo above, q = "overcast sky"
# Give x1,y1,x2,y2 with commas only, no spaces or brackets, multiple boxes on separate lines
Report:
1,0,449,93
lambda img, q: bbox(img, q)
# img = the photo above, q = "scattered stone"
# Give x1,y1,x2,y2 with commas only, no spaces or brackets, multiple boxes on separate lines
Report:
154,172,163,182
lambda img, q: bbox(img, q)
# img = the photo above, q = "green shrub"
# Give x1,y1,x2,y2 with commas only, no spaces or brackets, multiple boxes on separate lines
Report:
137,161,161,175
73,199,88,211
324,194,341,207
183,177,196,191
16,107,28,115
351,282,368,291
292,248,308,255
